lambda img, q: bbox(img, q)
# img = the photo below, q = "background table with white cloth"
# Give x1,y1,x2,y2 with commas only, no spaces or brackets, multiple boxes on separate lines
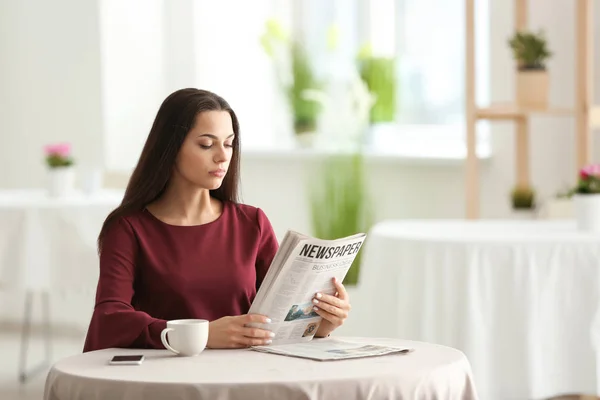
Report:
0,188,124,381
352,219,600,400
0,189,123,294
0,188,124,331
44,337,479,400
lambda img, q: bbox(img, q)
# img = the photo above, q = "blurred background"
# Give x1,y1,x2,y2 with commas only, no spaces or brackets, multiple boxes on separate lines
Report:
2,0,600,399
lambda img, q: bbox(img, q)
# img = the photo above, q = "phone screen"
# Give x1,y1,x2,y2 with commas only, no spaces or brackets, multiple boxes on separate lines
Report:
111,355,144,362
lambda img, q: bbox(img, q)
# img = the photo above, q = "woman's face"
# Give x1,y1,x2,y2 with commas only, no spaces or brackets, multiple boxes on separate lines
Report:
174,110,234,190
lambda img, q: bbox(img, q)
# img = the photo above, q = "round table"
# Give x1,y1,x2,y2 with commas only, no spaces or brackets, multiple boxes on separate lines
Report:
354,219,600,400
43,337,479,400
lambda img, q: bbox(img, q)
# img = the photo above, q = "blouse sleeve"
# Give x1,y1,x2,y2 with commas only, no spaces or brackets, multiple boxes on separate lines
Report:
255,208,279,290
82,217,167,352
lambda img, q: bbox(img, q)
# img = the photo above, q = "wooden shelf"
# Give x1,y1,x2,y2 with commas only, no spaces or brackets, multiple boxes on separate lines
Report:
589,105,600,128
464,0,594,219
476,104,575,120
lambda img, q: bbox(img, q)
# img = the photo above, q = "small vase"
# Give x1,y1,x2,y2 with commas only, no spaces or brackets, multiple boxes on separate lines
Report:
516,68,549,110
510,208,537,219
295,132,317,148
294,118,318,149
47,166,75,197
574,194,600,233
539,198,573,219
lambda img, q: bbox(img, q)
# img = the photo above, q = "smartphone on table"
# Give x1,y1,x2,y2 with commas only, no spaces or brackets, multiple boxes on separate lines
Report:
109,355,145,365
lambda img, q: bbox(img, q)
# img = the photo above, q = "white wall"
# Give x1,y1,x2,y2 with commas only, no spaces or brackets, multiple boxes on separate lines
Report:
99,0,169,171
193,0,286,149
0,0,104,188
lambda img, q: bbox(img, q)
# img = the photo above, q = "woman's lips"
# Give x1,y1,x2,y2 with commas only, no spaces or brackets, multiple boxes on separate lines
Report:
209,169,226,178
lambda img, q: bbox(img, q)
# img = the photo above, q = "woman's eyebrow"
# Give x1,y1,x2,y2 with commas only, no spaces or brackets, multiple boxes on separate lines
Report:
197,133,235,139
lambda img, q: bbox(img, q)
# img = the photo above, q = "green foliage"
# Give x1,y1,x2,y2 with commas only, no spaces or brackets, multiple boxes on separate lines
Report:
357,44,396,123
511,185,536,209
260,19,288,57
288,43,322,134
46,154,73,168
260,19,322,135
309,153,373,286
508,30,552,70
555,187,576,199
576,174,600,194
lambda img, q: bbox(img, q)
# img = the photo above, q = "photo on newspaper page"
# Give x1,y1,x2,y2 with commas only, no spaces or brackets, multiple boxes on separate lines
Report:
247,230,367,346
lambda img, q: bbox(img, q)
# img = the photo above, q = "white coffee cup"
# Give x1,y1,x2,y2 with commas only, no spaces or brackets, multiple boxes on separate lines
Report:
160,319,209,356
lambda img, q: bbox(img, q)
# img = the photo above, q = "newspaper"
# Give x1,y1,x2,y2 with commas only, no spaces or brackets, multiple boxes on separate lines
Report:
252,338,412,361
247,230,366,347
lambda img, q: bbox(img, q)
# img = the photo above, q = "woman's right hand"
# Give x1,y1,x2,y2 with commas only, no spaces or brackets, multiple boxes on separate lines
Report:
207,314,274,349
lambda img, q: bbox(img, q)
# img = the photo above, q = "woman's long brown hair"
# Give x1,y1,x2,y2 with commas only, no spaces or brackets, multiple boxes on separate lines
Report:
97,88,241,252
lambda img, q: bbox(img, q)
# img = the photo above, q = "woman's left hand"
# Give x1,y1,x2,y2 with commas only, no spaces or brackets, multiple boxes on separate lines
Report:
312,277,351,338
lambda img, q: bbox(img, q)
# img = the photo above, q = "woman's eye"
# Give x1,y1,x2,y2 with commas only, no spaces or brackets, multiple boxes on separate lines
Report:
199,142,232,149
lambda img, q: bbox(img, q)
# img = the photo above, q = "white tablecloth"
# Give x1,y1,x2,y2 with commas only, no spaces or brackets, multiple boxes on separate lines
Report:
43,337,479,400
0,189,123,291
354,220,600,400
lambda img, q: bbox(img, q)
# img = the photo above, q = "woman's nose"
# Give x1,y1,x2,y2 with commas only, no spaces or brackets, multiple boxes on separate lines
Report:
214,147,228,162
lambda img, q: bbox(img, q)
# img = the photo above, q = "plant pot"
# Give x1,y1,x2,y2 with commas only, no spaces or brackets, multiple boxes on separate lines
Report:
574,194,600,233
539,198,573,219
293,118,318,148
47,166,75,197
510,207,537,219
295,132,317,148
516,68,549,110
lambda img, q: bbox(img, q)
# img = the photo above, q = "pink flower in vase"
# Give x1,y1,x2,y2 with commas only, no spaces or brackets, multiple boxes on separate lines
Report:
44,143,71,157
580,164,600,179
44,142,74,168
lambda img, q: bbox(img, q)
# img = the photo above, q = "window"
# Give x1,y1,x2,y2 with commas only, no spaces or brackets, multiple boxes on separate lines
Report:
100,0,491,171
192,0,284,148
294,0,491,157
99,0,167,172
100,0,285,171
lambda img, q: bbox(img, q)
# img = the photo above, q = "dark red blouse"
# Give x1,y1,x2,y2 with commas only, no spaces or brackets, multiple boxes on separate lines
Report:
82,202,279,352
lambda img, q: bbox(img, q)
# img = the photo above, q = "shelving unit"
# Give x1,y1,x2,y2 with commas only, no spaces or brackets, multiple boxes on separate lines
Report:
464,0,596,219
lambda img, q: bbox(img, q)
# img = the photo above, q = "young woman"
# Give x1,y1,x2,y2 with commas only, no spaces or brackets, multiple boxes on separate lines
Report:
83,88,351,351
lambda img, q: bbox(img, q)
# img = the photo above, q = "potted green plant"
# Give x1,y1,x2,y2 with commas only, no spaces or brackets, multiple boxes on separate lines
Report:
511,185,536,210
44,142,75,197
308,153,373,286
260,19,323,146
288,43,323,138
356,44,396,124
508,30,552,109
